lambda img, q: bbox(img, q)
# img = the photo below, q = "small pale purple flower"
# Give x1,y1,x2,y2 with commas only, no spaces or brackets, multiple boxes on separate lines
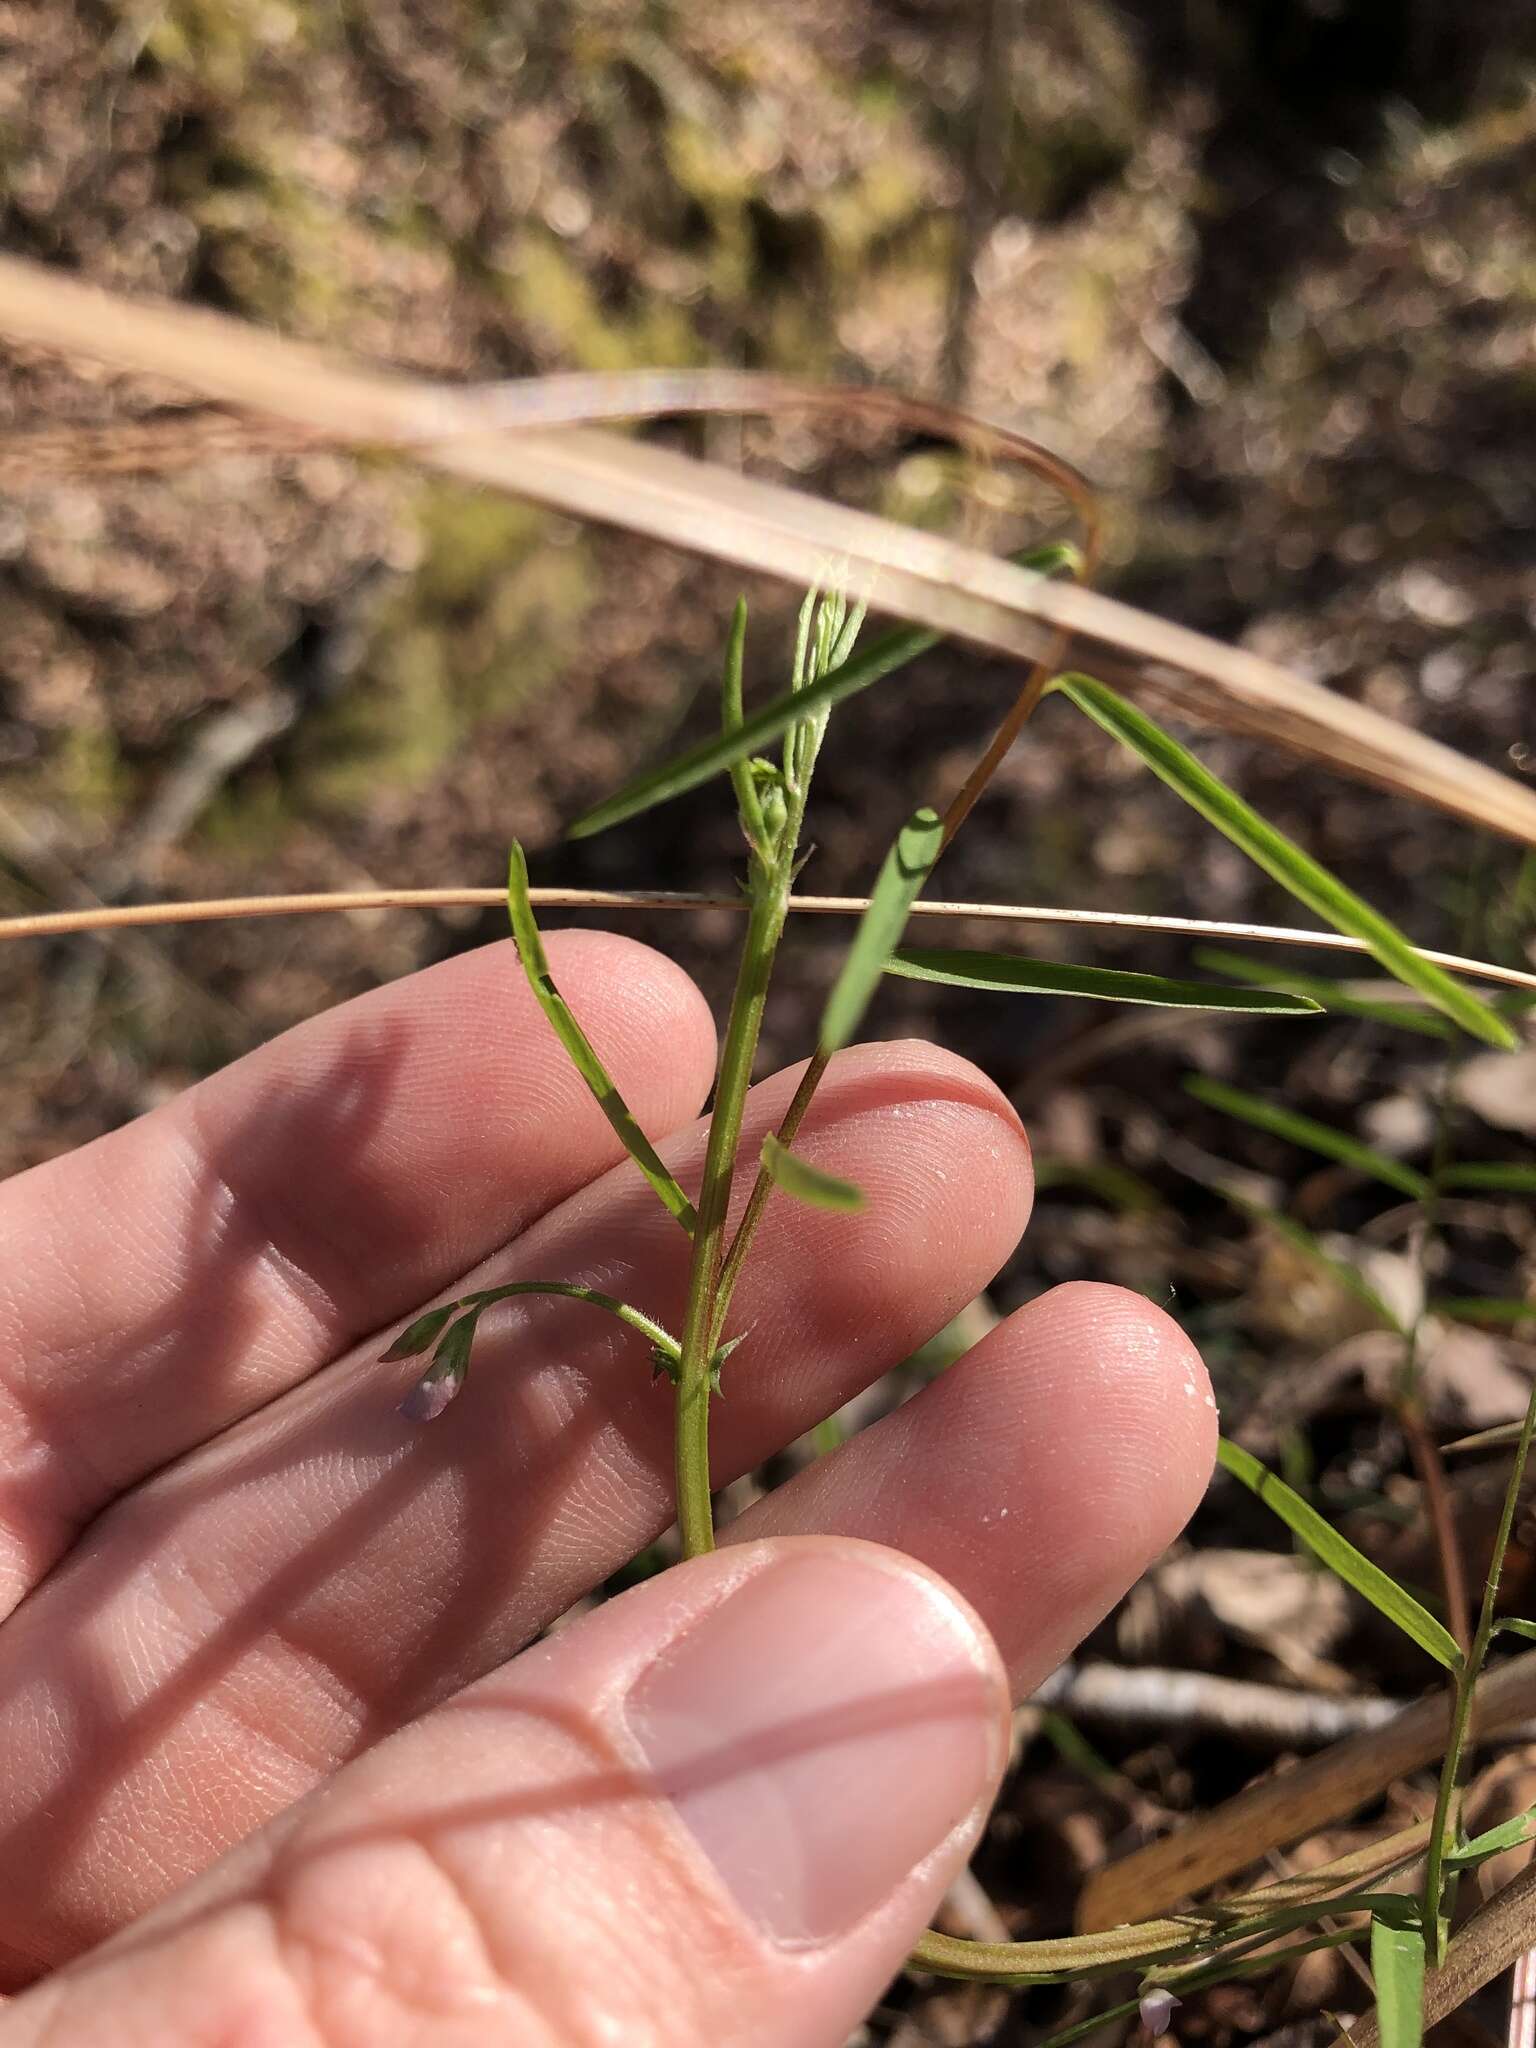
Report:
399,1368,463,1423
1139,1990,1181,2037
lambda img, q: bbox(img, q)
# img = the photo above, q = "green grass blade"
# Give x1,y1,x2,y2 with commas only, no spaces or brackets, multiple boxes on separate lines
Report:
1371,1916,1426,2048
1432,1298,1536,1331
820,807,944,1052
1217,1439,1462,1669
760,1132,866,1213
1445,1805,1536,1866
1436,1162,1536,1195
507,842,698,1235
1192,949,1455,1039
1186,1074,1433,1200
1055,674,1517,1050
570,546,1079,840
572,623,938,838
890,948,1322,1014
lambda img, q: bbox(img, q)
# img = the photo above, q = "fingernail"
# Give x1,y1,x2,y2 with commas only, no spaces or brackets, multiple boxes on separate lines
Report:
625,1547,1002,1947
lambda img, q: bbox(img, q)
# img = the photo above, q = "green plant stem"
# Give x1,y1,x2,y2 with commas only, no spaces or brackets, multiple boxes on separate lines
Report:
716,1048,830,1318
1422,1371,1536,1962
673,872,790,1557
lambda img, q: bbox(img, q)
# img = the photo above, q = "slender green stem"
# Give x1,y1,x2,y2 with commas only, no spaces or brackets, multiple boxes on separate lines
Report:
673,878,790,1556
1422,1370,1536,1960
716,1048,830,1325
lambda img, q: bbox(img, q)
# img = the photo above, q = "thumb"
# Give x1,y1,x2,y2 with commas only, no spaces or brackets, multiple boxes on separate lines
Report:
4,1537,1009,2048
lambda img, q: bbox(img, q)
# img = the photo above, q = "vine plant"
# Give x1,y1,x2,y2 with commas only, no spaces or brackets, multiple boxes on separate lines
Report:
375,571,1535,2038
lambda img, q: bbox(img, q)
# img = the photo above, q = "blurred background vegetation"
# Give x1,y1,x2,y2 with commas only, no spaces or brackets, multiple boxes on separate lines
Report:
3,7,1536,2035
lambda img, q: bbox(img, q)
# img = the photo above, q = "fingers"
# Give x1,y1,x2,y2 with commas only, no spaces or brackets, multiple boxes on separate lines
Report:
1,1540,1008,2048
727,1282,1219,1689
0,1042,1033,1973
0,933,717,1610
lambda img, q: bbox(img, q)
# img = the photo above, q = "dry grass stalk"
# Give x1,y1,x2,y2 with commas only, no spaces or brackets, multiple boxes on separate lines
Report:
0,888,1532,994
3,254,1535,844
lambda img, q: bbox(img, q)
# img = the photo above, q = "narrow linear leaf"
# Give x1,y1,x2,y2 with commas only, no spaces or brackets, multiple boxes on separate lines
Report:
1187,1074,1433,1201
1371,1915,1425,2048
1436,1162,1536,1195
890,948,1322,1015
720,597,768,851
1494,1617,1536,1642
507,842,698,1235
570,545,1079,840
1217,1438,1462,1670
380,1302,457,1362
1192,949,1455,1040
1445,1805,1536,1866
820,806,945,1052
1056,674,1517,1050
1432,1298,1536,1332
760,1132,867,1213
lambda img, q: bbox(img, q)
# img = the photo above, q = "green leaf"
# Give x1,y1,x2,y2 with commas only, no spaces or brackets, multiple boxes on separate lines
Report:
820,807,945,1052
760,1131,867,1212
889,948,1323,1015
1437,1162,1536,1195
1494,1617,1536,1642
720,597,769,852
1371,1915,1425,2048
570,545,1079,840
1432,1297,1536,1331
1217,1439,1462,1670
1445,1804,1536,1866
1192,949,1455,1040
1055,674,1517,1051
1186,1074,1433,1201
380,1303,457,1362
507,842,698,1236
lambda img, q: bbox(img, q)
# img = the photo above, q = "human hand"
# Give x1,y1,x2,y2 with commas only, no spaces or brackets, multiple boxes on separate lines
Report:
0,932,1214,2044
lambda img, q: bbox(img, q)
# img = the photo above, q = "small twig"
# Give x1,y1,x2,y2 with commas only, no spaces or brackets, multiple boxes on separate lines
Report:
1079,1649,1536,1932
1402,1407,1475,1657
1030,1660,1531,1750
119,688,298,871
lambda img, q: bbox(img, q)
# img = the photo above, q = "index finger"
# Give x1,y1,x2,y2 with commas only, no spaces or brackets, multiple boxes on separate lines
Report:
0,932,716,1613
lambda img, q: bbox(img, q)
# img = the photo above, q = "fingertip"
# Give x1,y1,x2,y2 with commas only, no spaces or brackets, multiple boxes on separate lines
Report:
731,1279,1216,1692
1025,1280,1219,1532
